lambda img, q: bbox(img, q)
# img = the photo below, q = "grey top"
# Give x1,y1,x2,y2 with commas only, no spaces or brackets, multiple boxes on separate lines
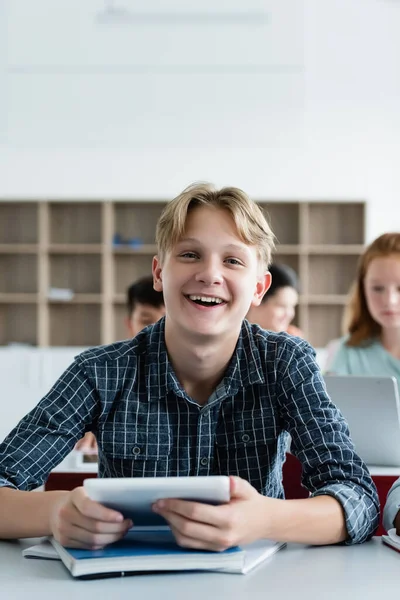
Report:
1,537,399,600
329,337,400,388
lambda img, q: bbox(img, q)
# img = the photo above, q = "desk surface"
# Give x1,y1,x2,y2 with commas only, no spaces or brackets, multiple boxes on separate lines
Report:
1,537,398,600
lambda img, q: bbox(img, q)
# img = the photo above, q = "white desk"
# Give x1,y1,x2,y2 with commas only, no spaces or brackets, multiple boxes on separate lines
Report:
0,537,398,600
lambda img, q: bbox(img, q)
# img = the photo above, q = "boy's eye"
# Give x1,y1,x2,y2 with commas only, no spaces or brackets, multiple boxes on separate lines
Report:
371,286,384,292
225,258,243,266
180,251,198,259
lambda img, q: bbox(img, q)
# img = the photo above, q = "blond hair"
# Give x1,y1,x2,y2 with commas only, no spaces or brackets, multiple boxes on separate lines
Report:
156,182,275,269
346,232,400,346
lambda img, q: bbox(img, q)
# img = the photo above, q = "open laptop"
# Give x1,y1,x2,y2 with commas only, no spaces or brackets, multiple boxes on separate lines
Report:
324,375,400,467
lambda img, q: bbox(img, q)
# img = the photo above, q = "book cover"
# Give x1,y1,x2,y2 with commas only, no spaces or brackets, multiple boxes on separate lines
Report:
23,527,285,578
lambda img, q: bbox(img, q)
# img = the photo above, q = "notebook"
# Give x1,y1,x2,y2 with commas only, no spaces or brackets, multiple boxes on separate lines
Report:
324,375,400,467
23,527,285,579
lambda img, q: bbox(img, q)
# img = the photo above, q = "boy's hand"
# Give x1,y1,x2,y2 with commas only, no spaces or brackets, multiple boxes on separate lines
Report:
152,475,271,551
49,486,132,549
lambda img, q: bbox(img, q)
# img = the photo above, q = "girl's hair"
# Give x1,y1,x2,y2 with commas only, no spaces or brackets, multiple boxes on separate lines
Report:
156,182,275,270
345,233,400,346
261,263,299,304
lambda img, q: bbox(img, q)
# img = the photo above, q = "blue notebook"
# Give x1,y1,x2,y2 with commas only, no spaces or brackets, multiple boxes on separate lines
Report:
23,527,285,578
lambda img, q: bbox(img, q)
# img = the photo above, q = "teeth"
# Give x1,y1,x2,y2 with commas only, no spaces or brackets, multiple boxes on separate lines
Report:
188,295,224,304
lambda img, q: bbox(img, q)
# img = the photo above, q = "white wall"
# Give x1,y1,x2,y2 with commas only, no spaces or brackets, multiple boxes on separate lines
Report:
1,0,400,241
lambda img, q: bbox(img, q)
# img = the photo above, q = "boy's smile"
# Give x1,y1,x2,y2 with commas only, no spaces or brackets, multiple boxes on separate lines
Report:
153,205,269,341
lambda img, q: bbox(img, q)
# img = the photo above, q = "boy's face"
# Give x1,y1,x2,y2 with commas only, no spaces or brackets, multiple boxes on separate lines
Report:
152,206,270,340
126,302,166,337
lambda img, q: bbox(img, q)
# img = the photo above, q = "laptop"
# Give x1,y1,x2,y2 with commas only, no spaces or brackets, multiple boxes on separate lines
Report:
324,375,400,467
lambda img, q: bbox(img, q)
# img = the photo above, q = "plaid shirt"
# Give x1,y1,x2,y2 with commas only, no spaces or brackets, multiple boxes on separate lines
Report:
0,318,379,543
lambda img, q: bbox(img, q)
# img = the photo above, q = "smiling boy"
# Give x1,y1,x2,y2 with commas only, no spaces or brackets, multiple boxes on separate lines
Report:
0,183,378,549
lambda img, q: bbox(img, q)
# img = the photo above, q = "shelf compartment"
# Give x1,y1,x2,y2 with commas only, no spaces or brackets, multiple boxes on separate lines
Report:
306,244,364,255
49,304,101,346
308,203,364,245
0,255,38,293
112,244,158,255
114,254,154,295
307,305,344,348
49,244,102,254
0,244,38,254
48,294,102,304
308,255,359,296
260,203,300,245
49,203,102,244
113,202,166,246
49,254,102,294
0,304,37,345
271,254,300,277
0,203,39,244
0,293,37,304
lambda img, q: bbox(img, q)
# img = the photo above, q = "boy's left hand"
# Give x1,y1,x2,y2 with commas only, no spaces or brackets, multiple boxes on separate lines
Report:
152,475,269,551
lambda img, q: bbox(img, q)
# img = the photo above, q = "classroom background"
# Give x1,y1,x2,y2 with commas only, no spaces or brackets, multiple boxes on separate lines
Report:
1,0,400,436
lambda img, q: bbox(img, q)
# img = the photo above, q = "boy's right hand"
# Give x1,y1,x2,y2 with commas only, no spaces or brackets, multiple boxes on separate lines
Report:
49,486,132,549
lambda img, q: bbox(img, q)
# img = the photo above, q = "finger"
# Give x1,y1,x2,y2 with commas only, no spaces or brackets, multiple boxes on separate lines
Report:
153,499,226,527
70,487,125,523
57,522,130,549
229,475,255,500
167,521,235,552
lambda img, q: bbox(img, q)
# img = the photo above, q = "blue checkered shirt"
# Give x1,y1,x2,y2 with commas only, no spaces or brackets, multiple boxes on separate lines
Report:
0,318,379,543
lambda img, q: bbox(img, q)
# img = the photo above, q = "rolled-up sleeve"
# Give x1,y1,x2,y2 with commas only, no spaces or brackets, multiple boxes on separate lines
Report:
383,477,400,532
0,360,99,491
277,342,379,544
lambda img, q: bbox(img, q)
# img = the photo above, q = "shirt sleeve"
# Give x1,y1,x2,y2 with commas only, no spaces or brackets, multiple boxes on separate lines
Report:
383,477,400,532
276,341,379,544
0,359,99,491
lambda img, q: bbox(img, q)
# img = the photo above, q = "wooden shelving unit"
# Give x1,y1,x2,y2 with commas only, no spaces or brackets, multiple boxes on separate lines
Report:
0,200,365,348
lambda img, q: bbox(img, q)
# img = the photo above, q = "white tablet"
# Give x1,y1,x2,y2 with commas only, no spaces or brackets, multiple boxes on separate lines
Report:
84,476,231,526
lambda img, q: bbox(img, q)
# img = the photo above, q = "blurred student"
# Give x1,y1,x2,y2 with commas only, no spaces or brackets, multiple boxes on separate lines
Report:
247,263,304,337
75,276,165,451
326,233,400,383
125,275,165,338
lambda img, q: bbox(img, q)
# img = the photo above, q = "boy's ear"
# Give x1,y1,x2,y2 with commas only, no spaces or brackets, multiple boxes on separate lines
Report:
251,271,271,307
152,255,163,292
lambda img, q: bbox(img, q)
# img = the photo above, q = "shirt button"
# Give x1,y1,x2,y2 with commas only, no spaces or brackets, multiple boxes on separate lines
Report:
132,446,141,456
242,434,250,443
200,457,208,466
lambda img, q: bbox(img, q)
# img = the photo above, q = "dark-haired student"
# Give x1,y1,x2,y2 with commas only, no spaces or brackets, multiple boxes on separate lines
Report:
247,263,304,337
75,276,165,451
0,183,378,550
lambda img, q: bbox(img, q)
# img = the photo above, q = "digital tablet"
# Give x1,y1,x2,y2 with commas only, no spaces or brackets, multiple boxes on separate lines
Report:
84,476,231,526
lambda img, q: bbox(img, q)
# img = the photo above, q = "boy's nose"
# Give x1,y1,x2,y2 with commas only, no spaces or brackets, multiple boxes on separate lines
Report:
195,260,223,285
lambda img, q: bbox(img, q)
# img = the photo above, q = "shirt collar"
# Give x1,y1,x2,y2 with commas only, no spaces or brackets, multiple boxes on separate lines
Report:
145,317,265,403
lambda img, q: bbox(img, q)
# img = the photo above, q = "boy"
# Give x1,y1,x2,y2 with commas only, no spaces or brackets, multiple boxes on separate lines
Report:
0,183,378,550
75,276,165,451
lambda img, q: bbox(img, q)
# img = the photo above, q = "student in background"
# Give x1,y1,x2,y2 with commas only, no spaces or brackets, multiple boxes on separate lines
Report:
384,478,400,534
125,275,165,338
247,263,304,337
75,276,165,451
0,183,378,549
326,233,400,384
